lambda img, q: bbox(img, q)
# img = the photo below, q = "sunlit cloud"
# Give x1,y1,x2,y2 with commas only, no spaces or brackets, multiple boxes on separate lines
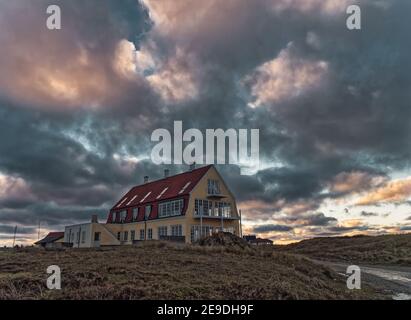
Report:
357,177,411,206
244,43,329,108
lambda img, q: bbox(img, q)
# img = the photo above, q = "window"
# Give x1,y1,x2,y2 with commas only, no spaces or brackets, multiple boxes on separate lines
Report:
76,232,80,243
159,199,184,217
131,230,135,241
139,229,145,240
171,225,183,236
124,231,128,241
117,232,121,241
145,205,152,220
81,231,86,243
158,226,168,237
126,195,138,206
207,179,220,195
191,225,213,242
133,208,139,220
148,228,153,240
156,187,169,199
140,191,152,203
121,211,127,222
179,182,191,194
94,232,101,241
195,199,213,216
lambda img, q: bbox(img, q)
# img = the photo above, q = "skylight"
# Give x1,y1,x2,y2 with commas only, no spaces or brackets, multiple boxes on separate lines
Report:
140,191,152,203
126,195,138,206
179,182,191,194
156,187,169,199
116,197,128,208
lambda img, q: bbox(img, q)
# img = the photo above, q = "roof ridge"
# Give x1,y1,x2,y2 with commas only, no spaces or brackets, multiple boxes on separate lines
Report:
130,164,213,190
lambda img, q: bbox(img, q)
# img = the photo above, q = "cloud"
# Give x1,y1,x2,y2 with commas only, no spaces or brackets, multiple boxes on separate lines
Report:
253,224,293,233
328,171,386,194
146,48,199,103
244,43,329,107
357,177,411,206
360,211,379,217
279,212,338,227
1,0,411,245
0,0,151,109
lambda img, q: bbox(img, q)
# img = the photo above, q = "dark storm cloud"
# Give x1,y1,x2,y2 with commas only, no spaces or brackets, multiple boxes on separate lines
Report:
0,225,36,235
328,225,370,233
279,212,338,227
253,224,293,233
1,0,411,243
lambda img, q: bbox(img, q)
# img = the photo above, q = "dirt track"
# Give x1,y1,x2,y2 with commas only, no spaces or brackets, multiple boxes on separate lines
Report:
316,260,411,300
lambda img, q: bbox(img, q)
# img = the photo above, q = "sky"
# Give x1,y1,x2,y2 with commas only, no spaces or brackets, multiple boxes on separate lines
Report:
0,0,411,246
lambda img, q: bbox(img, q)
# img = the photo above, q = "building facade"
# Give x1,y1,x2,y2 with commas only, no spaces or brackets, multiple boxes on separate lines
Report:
64,165,240,247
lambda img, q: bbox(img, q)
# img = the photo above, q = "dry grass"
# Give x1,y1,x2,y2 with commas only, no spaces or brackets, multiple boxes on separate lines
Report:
275,233,411,266
0,242,381,300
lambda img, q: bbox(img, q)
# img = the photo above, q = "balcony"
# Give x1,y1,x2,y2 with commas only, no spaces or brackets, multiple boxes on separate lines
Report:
193,211,238,220
206,193,227,200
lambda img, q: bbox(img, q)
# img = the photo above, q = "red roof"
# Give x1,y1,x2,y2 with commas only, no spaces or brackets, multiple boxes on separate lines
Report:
35,232,64,245
108,165,212,222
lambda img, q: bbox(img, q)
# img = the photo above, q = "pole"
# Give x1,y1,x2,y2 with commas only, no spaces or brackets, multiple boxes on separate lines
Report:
200,205,203,240
221,203,224,232
239,209,243,238
38,221,41,240
12,225,17,247
78,226,81,248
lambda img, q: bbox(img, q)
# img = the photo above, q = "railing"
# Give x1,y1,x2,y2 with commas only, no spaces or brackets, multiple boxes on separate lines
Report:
193,211,237,219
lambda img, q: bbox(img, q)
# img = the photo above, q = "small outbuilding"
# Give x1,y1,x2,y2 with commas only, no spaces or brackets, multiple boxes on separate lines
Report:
35,232,66,248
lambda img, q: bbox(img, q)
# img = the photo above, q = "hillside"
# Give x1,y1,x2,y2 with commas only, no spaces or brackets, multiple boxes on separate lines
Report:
275,233,411,266
0,241,381,300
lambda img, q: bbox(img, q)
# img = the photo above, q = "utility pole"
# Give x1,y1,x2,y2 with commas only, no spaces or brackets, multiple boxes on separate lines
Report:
12,225,17,247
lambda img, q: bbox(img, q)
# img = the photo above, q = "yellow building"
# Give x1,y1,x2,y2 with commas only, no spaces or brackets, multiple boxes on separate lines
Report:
64,165,240,247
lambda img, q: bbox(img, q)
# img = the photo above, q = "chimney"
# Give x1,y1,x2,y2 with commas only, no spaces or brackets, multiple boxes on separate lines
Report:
164,169,170,178
190,162,196,171
144,176,149,183
91,215,98,223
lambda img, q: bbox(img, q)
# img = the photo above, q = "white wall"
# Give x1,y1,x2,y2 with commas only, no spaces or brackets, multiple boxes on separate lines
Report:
64,223,93,248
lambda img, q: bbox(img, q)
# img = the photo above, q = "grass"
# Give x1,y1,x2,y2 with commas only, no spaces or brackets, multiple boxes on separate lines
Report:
275,233,411,266
0,241,382,300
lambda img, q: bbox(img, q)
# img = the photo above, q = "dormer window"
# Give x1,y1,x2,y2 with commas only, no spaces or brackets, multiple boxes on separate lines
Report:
145,205,152,220
207,179,220,195
132,207,139,220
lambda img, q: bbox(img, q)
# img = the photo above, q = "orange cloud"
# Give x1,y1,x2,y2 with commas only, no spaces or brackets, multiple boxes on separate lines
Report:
329,171,386,194
357,177,411,206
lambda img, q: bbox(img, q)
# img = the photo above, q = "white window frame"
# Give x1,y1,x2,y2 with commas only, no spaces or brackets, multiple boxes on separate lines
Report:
158,199,184,218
